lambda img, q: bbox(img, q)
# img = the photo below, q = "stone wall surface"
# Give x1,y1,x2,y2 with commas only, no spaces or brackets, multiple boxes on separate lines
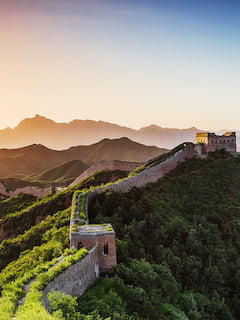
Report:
111,146,197,192
42,246,99,312
87,145,197,206
70,160,144,186
196,132,237,156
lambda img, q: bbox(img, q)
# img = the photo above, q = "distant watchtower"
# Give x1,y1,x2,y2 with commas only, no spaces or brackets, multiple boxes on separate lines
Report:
196,132,237,156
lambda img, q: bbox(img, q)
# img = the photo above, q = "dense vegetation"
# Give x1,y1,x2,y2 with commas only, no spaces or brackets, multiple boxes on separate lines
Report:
0,193,36,219
1,151,240,319
84,153,240,319
0,166,133,319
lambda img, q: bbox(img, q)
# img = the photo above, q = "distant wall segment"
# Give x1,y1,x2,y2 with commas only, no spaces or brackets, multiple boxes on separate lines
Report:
70,160,144,186
0,183,54,198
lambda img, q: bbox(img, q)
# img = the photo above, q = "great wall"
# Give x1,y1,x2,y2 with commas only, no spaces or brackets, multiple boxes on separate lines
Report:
36,142,198,311
0,182,53,199
0,160,144,199
45,133,238,308
5,132,238,316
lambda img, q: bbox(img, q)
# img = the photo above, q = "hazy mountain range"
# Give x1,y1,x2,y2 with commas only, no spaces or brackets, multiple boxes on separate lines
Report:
0,137,165,179
0,115,201,150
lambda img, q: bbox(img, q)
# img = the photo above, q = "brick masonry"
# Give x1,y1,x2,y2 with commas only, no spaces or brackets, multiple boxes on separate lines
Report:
42,246,99,312
70,225,117,273
196,132,237,156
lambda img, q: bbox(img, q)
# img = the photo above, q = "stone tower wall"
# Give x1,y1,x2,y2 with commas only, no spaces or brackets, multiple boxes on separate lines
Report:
196,132,237,156
71,232,117,273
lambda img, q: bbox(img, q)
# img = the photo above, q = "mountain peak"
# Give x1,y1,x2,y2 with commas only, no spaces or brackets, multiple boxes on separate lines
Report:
0,115,217,150
15,115,56,131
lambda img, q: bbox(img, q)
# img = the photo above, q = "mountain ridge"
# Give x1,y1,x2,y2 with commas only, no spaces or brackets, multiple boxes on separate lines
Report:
0,115,202,150
0,137,166,178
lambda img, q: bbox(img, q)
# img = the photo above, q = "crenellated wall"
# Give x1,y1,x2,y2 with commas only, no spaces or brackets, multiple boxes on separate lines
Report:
196,132,237,156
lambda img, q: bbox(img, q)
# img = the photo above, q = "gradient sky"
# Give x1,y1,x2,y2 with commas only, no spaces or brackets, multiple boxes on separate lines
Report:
1,0,240,130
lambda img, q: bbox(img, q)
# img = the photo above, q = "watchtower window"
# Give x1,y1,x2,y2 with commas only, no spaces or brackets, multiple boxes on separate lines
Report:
103,243,109,255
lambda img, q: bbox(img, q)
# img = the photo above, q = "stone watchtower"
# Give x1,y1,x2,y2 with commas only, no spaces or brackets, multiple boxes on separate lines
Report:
70,224,117,273
196,132,237,156
70,189,117,274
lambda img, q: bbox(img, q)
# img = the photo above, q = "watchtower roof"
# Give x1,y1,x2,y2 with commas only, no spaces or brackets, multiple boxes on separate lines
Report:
196,132,236,138
223,132,236,136
77,224,115,236
196,132,210,137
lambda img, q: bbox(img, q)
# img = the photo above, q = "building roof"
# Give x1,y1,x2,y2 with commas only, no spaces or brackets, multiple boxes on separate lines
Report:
76,224,115,235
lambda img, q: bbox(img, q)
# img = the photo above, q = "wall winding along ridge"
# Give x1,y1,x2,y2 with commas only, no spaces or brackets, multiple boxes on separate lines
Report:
86,143,197,209
42,143,198,310
0,182,53,198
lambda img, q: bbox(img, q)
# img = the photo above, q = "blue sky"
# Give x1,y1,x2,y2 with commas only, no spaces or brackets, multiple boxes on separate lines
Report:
1,0,240,130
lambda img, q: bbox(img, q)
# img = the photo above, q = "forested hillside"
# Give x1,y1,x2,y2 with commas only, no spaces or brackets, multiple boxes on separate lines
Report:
1,151,240,319
86,152,240,319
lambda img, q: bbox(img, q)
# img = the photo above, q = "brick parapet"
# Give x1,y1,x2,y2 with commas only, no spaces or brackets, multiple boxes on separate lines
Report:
42,246,99,312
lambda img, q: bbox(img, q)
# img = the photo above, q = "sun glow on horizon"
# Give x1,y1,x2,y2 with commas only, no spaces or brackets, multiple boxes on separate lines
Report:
1,0,240,131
